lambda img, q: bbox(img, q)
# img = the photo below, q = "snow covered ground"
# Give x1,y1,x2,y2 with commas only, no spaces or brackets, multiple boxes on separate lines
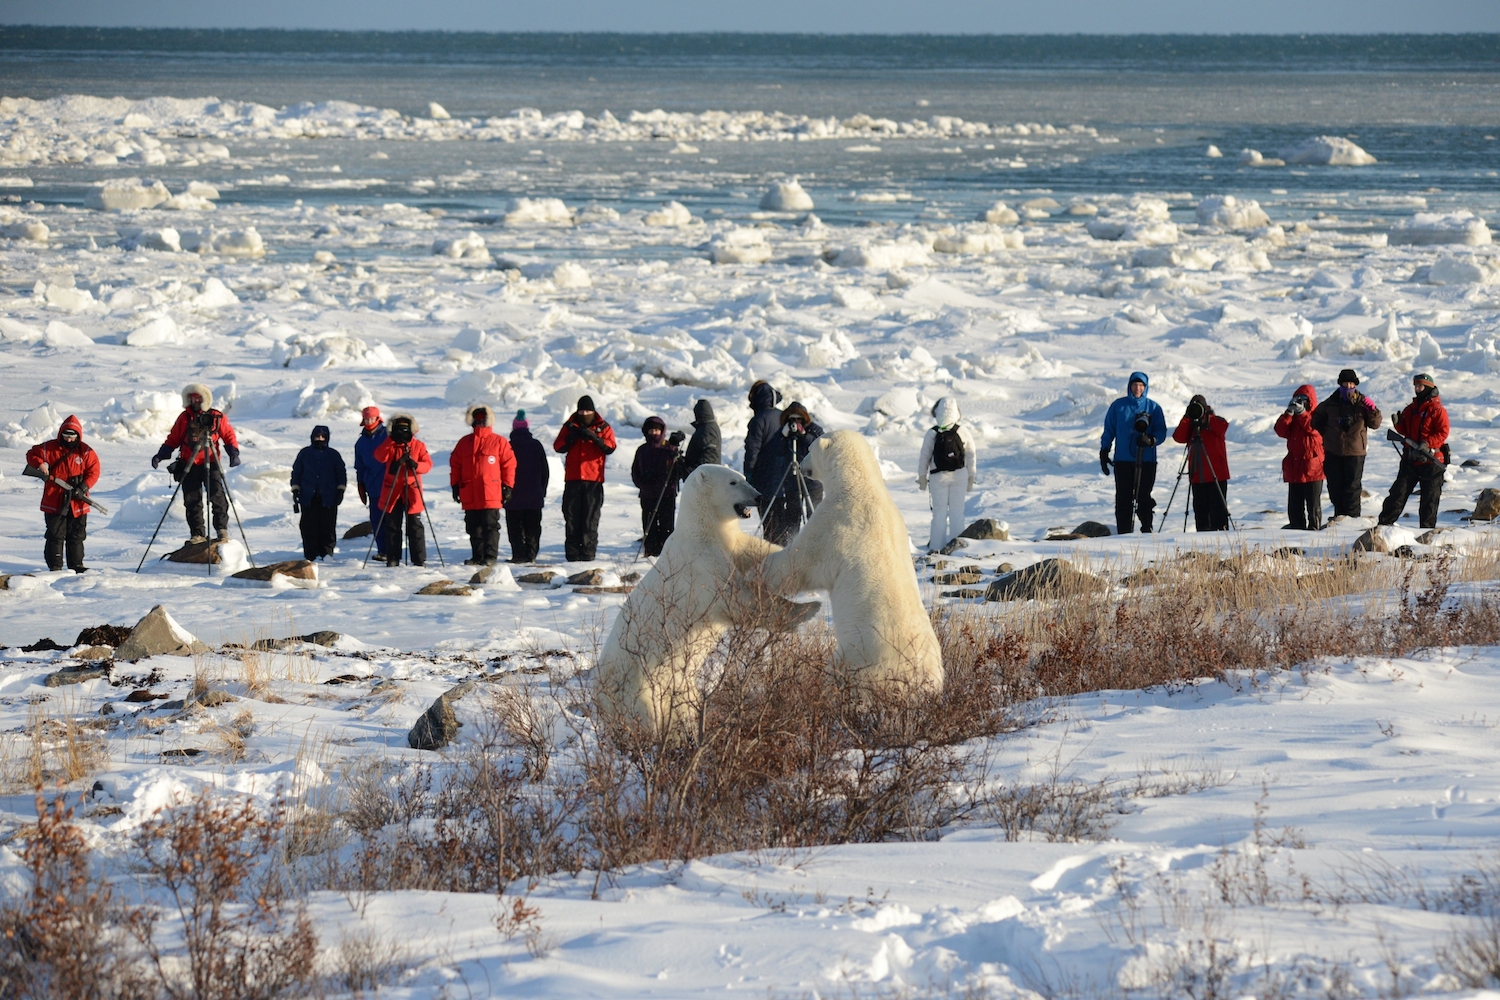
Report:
2,89,1500,997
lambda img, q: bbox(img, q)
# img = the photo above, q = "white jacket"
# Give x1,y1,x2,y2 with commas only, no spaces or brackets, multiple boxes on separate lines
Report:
917,397,977,488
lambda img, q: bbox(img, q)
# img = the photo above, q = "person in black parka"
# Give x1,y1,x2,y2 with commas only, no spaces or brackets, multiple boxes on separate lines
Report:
682,399,721,476
290,424,347,560
743,380,784,514
505,410,550,563
631,415,685,558
755,401,823,545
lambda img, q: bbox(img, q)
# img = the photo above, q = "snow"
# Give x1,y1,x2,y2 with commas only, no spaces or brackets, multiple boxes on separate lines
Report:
643,200,696,227
1195,194,1270,231
1281,134,1378,166
504,197,574,226
84,177,170,211
759,179,814,212
1389,211,1493,246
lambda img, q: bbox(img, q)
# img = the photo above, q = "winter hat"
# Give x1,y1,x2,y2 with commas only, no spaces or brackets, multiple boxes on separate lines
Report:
310,424,331,444
576,395,596,412
1338,369,1359,385
361,405,381,428
513,409,529,430
642,415,666,436
1413,373,1436,389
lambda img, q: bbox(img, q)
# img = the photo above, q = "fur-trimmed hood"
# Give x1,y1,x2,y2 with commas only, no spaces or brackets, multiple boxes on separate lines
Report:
464,403,496,429
181,382,213,410
931,397,960,429
388,412,419,436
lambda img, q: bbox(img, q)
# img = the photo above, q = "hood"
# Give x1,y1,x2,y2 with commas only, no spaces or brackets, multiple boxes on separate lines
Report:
182,382,213,411
389,412,419,436
464,403,495,429
510,425,535,441
641,415,666,436
692,399,717,426
310,424,331,444
932,396,960,429
1126,372,1149,396
749,381,782,412
780,402,813,426
57,414,84,442
1293,384,1319,409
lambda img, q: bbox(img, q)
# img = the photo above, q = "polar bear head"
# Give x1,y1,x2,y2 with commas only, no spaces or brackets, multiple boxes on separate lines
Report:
680,464,762,527
803,429,881,493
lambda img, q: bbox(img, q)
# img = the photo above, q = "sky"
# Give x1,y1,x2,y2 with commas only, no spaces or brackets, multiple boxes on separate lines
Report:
2,0,1497,34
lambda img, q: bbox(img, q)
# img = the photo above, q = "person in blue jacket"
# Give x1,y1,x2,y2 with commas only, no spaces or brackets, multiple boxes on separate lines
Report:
290,425,347,559
353,405,389,558
1100,371,1168,534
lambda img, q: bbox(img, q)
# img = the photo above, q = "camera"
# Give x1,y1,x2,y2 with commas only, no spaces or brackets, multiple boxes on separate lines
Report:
194,412,217,430
667,430,686,447
390,422,413,444
1133,416,1149,433
1185,400,1205,424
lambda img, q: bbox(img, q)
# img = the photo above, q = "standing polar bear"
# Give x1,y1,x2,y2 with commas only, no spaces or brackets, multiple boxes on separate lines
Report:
593,464,816,738
761,430,944,701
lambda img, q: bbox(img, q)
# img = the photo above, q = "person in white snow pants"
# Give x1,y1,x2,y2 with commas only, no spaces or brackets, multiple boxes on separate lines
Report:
916,397,978,552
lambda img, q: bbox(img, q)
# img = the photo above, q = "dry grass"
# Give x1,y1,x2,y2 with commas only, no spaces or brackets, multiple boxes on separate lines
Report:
0,700,109,792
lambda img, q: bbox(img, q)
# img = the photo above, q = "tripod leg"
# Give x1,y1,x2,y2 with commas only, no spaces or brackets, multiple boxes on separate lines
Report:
213,453,255,566
422,502,445,567
136,472,190,573
1159,446,1190,526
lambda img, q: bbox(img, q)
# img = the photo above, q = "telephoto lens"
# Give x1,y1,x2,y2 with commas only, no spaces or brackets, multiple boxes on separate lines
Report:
1133,416,1149,433
1185,400,1205,423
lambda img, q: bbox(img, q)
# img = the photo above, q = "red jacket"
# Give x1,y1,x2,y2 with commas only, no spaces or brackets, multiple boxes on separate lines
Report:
1394,391,1449,465
450,425,516,510
372,436,434,514
553,413,617,483
1275,383,1325,484
1171,414,1231,484
25,415,100,517
162,408,239,466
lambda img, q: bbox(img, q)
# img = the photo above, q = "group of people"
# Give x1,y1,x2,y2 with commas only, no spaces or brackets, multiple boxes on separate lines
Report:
16,367,1455,573
1100,367,1452,534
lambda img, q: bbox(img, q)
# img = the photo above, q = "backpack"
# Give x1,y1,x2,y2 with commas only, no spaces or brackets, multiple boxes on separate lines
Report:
932,427,965,473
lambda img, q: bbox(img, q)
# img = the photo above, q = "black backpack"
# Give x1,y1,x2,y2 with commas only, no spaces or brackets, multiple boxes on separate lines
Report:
932,427,965,473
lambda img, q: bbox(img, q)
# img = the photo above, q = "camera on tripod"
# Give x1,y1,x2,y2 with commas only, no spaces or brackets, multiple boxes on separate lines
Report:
1184,400,1207,426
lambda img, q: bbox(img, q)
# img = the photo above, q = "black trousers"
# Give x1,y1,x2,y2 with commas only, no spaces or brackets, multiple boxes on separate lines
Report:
380,502,427,566
1113,461,1158,534
1287,481,1324,530
1324,455,1366,518
1379,459,1444,529
464,508,502,564
640,496,676,558
561,480,603,562
1189,481,1230,532
182,462,228,538
506,507,543,563
44,510,87,571
298,497,339,559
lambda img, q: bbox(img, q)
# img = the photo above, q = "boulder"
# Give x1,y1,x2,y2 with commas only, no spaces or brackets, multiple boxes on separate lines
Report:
938,537,969,555
934,566,984,585
45,664,110,687
72,645,114,661
22,638,66,652
959,519,1010,541
567,568,605,586
247,630,342,651
162,540,225,564
517,570,558,585
342,521,373,539
407,680,476,750
986,559,1108,602
1473,488,1500,522
416,580,475,597
1071,520,1112,538
75,624,133,647
230,560,317,583
192,689,238,707
114,605,211,661
1352,527,1391,554
573,585,635,595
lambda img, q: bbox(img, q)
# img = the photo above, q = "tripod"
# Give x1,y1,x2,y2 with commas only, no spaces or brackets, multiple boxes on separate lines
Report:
1161,428,1234,532
137,432,255,571
761,432,816,542
363,452,445,568
634,448,680,561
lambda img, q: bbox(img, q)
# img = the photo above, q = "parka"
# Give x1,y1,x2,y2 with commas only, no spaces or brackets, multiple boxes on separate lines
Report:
371,413,434,514
25,415,100,517
1274,384,1325,484
450,405,517,510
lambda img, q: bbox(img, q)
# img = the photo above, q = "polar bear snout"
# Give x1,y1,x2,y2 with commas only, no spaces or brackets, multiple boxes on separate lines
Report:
734,494,762,519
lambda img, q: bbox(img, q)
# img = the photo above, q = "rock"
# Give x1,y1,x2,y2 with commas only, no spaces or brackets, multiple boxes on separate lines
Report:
22,637,66,652
114,605,211,661
1044,530,1088,541
622,571,642,584
124,689,167,702
1473,488,1500,522
1071,520,1113,538
468,564,519,586
1392,545,1428,561
1352,527,1391,554
938,537,969,555
959,519,1010,541
407,680,476,750
1463,459,1482,469
1272,547,1305,558
247,630,342,651
997,562,1014,574
72,645,113,661
567,568,605,586
934,566,984,585
416,580,475,596
343,521,373,539
44,664,110,687
1415,529,1447,545
573,585,635,595
192,689,238,707
986,559,1108,602
75,624,133,647
162,540,225,564
517,571,558,584
940,588,987,599
230,560,317,582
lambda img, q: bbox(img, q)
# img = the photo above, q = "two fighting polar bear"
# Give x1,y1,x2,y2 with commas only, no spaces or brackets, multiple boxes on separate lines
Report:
595,432,943,738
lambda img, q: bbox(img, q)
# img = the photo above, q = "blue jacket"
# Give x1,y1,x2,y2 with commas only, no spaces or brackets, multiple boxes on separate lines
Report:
508,426,550,510
743,382,785,495
1101,371,1168,464
291,427,348,505
353,423,388,501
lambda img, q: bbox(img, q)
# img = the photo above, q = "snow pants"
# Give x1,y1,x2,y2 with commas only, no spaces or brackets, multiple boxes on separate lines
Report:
506,507,542,563
182,462,228,539
640,496,676,558
1324,455,1365,518
927,470,968,551
464,508,502,565
1189,481,1230,532
1378,459,1444,529
299,497,339,559
44,510,87,572
1113,461,1157,534
562,480,603,562
1287,481,1324,530
381,502,427,566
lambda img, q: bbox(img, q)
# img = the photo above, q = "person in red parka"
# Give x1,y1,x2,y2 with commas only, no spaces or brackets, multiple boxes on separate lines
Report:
1378,373,1450,529
371,413,433,566
1171,394,1232,532
553,395,617,562
25,415,100,572
450,404,517,566
151,382,241,543
1275,383,1325,530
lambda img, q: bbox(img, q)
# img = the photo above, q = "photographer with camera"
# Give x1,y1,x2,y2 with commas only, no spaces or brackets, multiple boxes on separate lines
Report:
151,383,241,544
290,425,347,560
1309,369,1382,519
1275,384,1325,530
682,399,721,477
1100,372,1167,534
757,401,824,545
1170,394,1232,531
25,415,100,573
553,395,618,562
1377,373,1450,530
371,414,433,566
630,415,686,557
353,406,389,559
917,396,978,552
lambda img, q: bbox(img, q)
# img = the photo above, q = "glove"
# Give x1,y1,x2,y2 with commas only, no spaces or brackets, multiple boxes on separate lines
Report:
225,445,242,468
358,484,368,505
917,477,928,492
402,457,418,472
34,461,49,475
502,485,513,505
334,489,344,507
452,485,462,503
1100,449,1112,475
1284,402,1304,416
1141,435,1157,448
291,487,301,514
1360,395,1377,411
151,443,172,469
668,430,686,447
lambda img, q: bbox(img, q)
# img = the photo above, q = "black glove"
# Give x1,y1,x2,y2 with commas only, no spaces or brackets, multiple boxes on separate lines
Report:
333,489,344,506
1099,449,1112,475
225,445,242,468
452,485,462,503
501,485,513,505
358,484,368,505
291,487,301,514
1140,435,1157,448
402,457,418,472
151,443,172,469
668,430,686,447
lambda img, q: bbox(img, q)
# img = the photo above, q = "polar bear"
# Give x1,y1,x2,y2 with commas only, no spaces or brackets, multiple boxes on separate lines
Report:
593,464,816,739
760,430,944,701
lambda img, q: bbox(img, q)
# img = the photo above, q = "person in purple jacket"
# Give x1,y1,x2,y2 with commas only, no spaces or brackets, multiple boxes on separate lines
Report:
505,410,550,563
